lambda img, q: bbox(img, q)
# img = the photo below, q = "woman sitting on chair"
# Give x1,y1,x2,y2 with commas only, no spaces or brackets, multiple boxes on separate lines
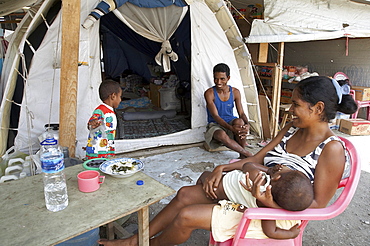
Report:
98,76,358,245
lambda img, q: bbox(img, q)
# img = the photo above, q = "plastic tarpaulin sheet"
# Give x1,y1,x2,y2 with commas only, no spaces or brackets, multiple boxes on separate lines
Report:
246,0,370,43
11,0,102,157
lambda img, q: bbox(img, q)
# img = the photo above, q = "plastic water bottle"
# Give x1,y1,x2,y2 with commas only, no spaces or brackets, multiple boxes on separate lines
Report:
40,134,69,212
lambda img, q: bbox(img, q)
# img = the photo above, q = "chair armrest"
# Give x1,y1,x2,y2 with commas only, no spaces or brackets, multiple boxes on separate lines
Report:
241,206,343,221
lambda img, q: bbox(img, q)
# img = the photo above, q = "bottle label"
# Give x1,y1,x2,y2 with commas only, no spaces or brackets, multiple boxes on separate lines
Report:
41,155,65,173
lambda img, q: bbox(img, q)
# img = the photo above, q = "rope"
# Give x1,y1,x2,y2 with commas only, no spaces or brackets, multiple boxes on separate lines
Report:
224,1,280,58
0,127,19,131
249,59,281,131
7,9,58,175
18,52,38,168
48,13,63,127
5,98,22,106
25,39,36,53
226,1,252,25
233,45,244,51
27,6,37,19
40,13,50,29
14,68,26,81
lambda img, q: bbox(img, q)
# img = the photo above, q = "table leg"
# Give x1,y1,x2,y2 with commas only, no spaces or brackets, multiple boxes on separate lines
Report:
107,222,115,240
138,207,150,246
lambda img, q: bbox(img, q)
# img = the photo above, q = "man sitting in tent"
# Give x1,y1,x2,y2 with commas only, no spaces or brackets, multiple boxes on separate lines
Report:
204,63,253,158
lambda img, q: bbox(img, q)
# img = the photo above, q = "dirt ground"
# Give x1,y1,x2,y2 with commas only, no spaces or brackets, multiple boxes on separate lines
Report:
106,134,370,245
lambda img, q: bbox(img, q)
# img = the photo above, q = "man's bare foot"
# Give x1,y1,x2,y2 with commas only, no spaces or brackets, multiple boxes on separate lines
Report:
98,234,138,246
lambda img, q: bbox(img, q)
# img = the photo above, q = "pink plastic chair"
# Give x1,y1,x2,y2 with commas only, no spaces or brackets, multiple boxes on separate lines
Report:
350,89,370,120
209,137,361,246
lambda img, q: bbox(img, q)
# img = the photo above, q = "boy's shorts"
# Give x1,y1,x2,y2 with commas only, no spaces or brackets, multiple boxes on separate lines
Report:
204,122,235,149
211,200,300,242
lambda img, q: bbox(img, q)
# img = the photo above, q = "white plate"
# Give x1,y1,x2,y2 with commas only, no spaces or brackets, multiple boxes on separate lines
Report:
99,158,144,178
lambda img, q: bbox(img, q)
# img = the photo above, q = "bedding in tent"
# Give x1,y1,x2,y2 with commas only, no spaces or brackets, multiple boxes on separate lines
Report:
0,0,261,158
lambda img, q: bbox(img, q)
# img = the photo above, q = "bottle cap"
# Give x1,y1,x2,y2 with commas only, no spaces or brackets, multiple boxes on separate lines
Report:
136,180,144,185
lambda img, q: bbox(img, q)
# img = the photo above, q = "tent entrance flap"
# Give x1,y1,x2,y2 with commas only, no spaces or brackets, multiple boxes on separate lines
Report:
113,3,188,72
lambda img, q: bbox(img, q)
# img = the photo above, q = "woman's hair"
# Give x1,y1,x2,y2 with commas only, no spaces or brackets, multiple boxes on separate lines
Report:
271,171,314,211
213,63,230,77
295,76,358,122
99,79,121,101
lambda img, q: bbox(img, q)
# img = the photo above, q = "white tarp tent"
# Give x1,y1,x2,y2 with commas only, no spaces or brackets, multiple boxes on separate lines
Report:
245,0,370,43
0,0,261,158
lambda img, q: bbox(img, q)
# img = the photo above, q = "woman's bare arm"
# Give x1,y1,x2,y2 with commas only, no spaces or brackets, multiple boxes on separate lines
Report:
310,140,346,208
241,162,269,174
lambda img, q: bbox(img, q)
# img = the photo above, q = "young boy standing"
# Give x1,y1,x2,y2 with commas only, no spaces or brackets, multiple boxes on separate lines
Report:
85,80,122,159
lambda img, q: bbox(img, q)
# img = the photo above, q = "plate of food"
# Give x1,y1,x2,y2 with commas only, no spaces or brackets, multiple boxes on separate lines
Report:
99,158,144,178
83,158,108,171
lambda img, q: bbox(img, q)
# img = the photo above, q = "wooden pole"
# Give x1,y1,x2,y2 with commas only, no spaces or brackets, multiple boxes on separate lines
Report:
270,42,284,137
59,0,81,157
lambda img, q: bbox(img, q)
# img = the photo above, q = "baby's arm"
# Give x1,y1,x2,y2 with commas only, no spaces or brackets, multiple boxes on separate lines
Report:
261,220,300,239
239,164,281,209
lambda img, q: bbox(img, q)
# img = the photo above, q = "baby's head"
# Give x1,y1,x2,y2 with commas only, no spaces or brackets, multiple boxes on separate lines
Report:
99,79,122,106
270,170,313,211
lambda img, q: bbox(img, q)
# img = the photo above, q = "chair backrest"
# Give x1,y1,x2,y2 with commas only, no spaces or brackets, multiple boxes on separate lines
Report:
229,137,361,246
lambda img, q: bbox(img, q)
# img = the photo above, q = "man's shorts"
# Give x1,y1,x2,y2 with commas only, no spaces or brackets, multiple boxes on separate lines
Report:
204,122,235,149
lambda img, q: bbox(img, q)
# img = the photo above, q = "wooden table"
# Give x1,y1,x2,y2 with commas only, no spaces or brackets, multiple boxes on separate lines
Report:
0,164,175,246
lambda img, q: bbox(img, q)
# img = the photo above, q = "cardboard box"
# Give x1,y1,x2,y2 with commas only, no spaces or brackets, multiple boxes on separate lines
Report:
339,118,370,135
351,86,370,101
329,112,350,130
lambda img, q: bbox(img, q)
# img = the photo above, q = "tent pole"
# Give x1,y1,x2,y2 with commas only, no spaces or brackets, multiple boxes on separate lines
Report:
59,0,81,157
270,42,284,137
